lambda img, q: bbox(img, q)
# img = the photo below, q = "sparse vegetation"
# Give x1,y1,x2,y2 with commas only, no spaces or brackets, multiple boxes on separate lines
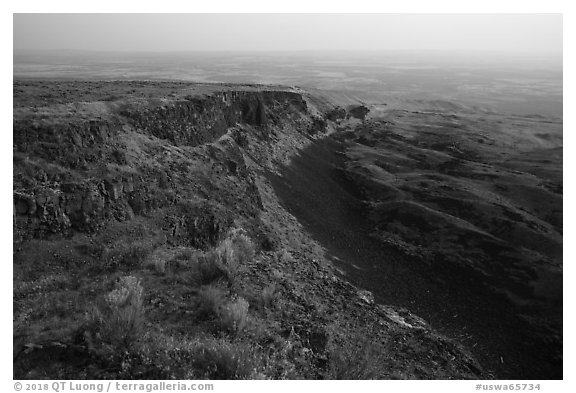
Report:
326,335,388,380
197,285,227,318
260,283,277,310
103,240,154,270
195,251,227,284
211,229,254,284
191,338,262,379
142,247,180,274
228,228,256,265
217,297,250,335
87,276,145,350
278,248,294,264
14,80,505,380
119,330,265,379
181,228,256,285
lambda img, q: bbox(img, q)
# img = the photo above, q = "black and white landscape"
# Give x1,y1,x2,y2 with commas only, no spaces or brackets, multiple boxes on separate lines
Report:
12,14,562,380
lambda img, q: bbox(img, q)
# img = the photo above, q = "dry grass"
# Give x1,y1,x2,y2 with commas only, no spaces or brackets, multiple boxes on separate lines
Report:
140,227,255,284
131,330,264,379
142,247,175,274
197,249,228,284
103,240,154,270
191,337,262,379
326,335,389,379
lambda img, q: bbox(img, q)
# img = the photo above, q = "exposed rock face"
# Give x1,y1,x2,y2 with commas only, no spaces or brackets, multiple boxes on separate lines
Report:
308,116,328,134
119,91,305,146
13,88,312,241
13,119,119,169
347,104,370,120
325,106,347,122
13,81,488,380
165,200,233,249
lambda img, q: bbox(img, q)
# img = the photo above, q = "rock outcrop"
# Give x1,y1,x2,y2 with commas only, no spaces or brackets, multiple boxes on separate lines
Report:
347,104,370,120
13,80,487,381
13,87,313,242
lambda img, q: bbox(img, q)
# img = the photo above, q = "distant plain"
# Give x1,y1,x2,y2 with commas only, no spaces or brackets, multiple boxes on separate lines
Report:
13,50,562,117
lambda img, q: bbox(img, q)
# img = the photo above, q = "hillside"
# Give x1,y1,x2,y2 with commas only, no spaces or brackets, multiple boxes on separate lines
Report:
270,104,562,379
13,80,560,379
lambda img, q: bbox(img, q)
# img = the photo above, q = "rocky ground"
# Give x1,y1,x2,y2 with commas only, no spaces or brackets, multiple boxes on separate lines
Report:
342,106,563,379
269,105,562,379
13,80,484,380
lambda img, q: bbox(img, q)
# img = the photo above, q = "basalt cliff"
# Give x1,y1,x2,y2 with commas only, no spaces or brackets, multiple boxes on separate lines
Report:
13,80,561,379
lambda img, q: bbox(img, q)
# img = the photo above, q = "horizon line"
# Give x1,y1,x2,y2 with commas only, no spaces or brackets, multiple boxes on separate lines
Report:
13,48,563,56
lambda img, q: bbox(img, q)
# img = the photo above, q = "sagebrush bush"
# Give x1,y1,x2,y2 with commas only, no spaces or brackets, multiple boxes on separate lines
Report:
215,238,239,282
326,336,388,379
187,228,256,286
191,337,261,379
218,297,250,335
104,241,153,270
260,284,277,310
197,285,227,318
89,276,145,349
143,248,174,274
229,228,256,265
174,247,196,262
197,249,227,284
136,331,264,379
277,248,294,264
123,242,154,267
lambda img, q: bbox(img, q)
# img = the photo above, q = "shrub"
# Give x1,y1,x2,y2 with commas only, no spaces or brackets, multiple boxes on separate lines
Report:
191,228,256,285
136,331,264,379
218,297,250,335
143,247,194,275
174,247,195,261
88,276,145,349
215,238,239,282
104,241,153,270
143,248,171,274
195,250,227,285
191,338,261,379
260,284,277,310
220,228,256,280
277,249,294,264
326,336,388,379
123,242,153,267
196,285,227,318
229,228,255,265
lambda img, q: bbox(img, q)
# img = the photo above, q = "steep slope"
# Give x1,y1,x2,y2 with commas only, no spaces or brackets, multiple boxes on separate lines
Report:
13,80,482,379
316,107,561,379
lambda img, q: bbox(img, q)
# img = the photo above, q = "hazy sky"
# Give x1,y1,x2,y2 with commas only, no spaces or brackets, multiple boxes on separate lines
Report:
13,13,562,54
